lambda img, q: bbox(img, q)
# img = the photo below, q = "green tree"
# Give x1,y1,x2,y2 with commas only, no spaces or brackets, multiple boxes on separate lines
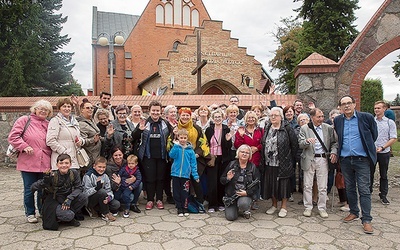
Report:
295,0,360,61
0,0,74,96
59,78,85,96
269,18,303,94
360,78,383,114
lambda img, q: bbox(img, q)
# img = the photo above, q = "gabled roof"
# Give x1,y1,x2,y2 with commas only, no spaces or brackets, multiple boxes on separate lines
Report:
92,6,140,41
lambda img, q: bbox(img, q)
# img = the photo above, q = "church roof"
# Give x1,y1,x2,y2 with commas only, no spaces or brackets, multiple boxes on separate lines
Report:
92,6,140,41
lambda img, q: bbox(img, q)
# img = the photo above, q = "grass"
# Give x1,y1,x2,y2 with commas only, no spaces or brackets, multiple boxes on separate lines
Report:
391,129,400,157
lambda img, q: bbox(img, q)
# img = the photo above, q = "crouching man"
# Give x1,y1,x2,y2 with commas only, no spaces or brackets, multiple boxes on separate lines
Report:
31,154,87,230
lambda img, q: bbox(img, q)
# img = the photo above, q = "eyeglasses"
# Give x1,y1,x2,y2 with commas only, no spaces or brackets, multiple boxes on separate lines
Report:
299,119,308,122
269,114,280,118
340,101,354,107
240,151,250,155
117,113,127,117
36,107,49,113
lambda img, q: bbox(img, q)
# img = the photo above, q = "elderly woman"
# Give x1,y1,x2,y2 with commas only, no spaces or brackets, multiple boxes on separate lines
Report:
105,104,136,158
77,99,101,169
220,144,260,221
261,107,298,218
46,98,83,170
8,100,53,223
196,105,211,133
205,109,233,212
176,107,210,206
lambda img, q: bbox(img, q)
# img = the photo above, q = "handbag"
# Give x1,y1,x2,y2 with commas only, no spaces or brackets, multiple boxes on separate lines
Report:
76,147,90,168
335,169,346,189
6,116,31,159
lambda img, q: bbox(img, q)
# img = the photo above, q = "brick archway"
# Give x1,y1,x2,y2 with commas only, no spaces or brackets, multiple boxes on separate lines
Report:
295,0,400,112
200,79,242,95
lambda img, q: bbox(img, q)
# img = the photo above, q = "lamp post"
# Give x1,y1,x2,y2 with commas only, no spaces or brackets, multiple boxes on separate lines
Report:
98,31,125,95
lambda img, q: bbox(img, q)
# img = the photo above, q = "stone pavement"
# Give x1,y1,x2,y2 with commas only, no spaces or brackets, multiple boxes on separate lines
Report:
1,165,400,250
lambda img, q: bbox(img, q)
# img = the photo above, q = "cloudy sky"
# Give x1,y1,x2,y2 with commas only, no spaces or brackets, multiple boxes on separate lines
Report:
59,0,398,101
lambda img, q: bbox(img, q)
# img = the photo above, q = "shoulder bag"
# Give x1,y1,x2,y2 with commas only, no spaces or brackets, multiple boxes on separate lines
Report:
7,116,31,159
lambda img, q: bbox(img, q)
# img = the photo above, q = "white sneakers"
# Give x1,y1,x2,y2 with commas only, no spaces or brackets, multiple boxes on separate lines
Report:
319,209,329,218
266,206,287,217
266,206,278,215
27,215,38,223
303,208,328,218
303,209,312,217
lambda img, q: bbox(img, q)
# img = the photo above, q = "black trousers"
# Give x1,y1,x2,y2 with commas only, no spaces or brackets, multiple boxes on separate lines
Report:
142,158,166,202
87,189,120,215
172,177,190,210
207,156,226,208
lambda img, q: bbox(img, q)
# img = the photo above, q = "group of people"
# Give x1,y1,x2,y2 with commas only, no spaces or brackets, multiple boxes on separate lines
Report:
8,92,397,235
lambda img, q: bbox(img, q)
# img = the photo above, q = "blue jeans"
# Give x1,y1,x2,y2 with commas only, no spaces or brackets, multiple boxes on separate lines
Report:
114,182,143,208
21,171,44,216
340,156,372,223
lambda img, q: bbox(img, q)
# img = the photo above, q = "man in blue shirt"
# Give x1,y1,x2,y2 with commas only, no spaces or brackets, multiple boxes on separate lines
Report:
372,101,397,205
334,95,378,234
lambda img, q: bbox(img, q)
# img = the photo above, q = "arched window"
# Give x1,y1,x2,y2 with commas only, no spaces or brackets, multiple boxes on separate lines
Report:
182,5,190,26
192,9,199,27
156,5,164,24
173,41,181,51
165,3,173,25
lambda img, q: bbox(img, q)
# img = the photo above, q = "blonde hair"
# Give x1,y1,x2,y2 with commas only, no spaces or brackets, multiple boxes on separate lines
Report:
244,111,258,125
235,144,253,160
127,154,138,163
30,99,53,117
225,104,239,114
177,128,189,136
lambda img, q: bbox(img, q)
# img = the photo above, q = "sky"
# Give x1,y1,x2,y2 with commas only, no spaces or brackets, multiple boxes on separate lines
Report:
58,0,398,101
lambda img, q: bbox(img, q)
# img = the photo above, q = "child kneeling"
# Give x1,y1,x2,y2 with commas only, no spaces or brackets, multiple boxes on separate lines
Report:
30,154,87,230
83,157,120,221
169,129,199,216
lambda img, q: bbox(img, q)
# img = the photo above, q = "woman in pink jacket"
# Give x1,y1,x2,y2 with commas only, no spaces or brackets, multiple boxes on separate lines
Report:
8,100,53,223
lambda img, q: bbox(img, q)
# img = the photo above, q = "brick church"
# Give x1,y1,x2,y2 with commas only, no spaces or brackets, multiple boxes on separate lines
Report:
92,0,272,96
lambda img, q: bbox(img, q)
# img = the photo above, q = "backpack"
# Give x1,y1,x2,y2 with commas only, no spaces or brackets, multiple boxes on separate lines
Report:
186,195,205,214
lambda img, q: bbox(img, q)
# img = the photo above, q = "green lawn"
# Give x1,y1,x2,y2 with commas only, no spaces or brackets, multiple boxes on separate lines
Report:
391,129,400,157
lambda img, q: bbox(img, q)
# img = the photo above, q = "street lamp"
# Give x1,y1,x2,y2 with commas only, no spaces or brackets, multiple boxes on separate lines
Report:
98,31,125,95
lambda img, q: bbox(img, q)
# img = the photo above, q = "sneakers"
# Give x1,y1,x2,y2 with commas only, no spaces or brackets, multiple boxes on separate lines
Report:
278,208,287,218
208,208,215,213
177,209,184,217
101,212,116,222
303,208,312,217
340,205,350,212
381,196,390,205
156,200,164,209
68,219,81,227
123,209,130,218
145,201,154,210
251,201,259,210
27,215,38,223
288,194,294,202
243,210,251,219
218,206,225,211
184,210,189,217
130,204,141,213
343,213,359,223
266,206,277,215
319,209,329,218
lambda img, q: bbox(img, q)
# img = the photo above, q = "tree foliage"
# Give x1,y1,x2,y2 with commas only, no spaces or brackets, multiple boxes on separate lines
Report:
269,0,360,93
0,0,78,96
295,0,360,61
360,78,383,114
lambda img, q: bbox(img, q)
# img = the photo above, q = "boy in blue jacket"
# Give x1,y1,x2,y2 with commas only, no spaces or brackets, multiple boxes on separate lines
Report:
169,128,199,216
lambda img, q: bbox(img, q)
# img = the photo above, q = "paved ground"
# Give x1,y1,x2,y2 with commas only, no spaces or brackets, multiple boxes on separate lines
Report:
1,158,400,250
